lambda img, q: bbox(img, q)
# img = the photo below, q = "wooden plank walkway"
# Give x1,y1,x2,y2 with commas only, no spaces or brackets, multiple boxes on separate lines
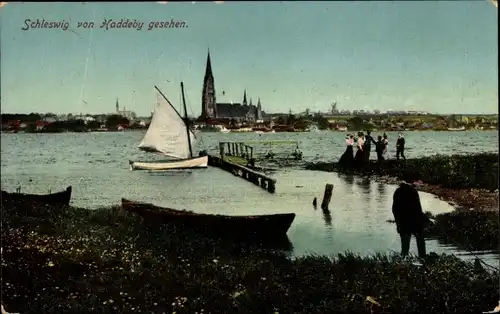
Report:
208,154,276,193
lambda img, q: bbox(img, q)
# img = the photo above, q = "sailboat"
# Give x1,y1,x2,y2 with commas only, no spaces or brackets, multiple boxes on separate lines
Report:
447,126,466,131
129,83,208,171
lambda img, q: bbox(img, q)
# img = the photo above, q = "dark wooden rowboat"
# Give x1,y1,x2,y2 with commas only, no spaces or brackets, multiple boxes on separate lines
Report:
1,186,72,206
121,198,296,238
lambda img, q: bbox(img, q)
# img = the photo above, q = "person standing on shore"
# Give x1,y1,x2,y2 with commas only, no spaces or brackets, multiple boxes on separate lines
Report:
396,133,406,160
382,133,389,156
375,135,385,162
339,134,355,167
364,130,377,162
392,171,431,258
354,132,365,165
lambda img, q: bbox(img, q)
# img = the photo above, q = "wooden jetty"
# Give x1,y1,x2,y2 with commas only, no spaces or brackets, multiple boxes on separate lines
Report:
217,140,303,166
208,154,277,193
218,141,255,166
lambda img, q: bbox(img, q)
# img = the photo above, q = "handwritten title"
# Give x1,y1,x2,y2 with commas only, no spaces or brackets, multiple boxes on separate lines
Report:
21,18,188,31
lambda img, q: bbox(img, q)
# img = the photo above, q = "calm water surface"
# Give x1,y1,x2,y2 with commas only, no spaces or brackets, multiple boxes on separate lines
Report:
1,131,498,265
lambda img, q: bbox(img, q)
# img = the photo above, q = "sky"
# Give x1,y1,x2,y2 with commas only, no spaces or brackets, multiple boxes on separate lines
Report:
0,1,498,116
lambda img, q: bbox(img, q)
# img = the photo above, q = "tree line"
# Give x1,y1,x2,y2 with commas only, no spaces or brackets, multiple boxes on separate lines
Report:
1,114,140,132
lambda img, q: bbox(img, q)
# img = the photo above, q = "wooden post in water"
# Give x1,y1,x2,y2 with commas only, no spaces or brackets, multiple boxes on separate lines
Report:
260,177,267,189
321,184,334,210
219,142,225,159
268,180,276,193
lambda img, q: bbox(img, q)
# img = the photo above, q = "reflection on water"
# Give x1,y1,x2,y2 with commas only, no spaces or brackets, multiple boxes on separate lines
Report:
340,173,355,186
1,132,498,267
322,208,332,227
376,181,387,203
356,176,373,204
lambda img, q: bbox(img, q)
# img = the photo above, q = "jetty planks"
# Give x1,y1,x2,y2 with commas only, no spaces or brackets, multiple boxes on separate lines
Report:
208,154,276,193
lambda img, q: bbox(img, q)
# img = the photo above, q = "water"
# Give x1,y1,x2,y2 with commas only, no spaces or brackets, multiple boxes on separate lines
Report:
1,131,498,266
198,130,499,163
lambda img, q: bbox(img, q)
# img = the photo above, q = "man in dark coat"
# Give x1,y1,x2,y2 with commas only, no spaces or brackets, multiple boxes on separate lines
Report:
392,171,432,258
364,130,377,162
375,135,385,162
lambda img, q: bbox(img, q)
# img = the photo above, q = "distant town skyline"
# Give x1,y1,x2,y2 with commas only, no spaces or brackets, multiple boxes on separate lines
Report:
0,2,498,116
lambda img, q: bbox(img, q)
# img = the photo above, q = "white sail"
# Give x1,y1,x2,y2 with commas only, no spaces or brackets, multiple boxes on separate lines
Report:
138,90,196,160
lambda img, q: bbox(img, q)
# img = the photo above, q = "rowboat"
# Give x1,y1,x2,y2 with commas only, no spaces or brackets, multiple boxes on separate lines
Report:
121,198,296,238
1,186,72,206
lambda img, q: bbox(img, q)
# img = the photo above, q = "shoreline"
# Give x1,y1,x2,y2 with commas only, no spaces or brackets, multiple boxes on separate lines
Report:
1,200,498,313
304,153,499,213
1,153,498,312
1,128,498,134
367,174,499,213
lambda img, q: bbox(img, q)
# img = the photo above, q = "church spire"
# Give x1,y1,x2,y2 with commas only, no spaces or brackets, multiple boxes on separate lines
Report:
201,48,217,119
243,90,247,106
257,97,263,121
204,49,213,78
116,97,119,112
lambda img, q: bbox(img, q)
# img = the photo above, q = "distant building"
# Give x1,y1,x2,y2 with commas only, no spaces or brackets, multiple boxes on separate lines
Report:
41,116,57,123
92,114,107,124
200,50,264,122
331,102,338,114
72,114,95,124
115,98,137,122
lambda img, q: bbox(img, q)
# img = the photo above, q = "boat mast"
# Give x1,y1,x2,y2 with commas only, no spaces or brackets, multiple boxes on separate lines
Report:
180,82,193,158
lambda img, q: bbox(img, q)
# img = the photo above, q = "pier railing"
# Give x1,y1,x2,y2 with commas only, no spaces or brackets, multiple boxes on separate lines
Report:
219,142,254,166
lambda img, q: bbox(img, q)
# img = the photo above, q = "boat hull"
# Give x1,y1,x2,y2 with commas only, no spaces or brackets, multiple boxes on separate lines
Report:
1,186,72,206
121,198,295,238
129,155,208,171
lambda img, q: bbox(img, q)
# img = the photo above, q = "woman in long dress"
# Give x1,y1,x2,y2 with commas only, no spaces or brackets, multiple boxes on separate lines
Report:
338,134,354,167
382,132,389,157
354,132,365,165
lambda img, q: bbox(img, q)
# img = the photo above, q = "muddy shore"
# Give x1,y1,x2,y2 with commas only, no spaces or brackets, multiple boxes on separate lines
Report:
1,200,498,314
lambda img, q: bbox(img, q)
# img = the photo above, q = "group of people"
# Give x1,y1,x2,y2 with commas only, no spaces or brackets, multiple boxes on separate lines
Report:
339,131,406,167
338,132,428,257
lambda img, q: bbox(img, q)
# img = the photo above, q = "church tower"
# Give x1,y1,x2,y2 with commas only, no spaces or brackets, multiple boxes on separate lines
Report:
201,50,217,119
243,90,248,107
257,98,263,121
116,97,119,113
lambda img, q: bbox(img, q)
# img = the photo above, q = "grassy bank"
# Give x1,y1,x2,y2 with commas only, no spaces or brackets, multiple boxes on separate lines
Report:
426,210,499,252
1,200,499,314
386,209,498,253
305,153,499,191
